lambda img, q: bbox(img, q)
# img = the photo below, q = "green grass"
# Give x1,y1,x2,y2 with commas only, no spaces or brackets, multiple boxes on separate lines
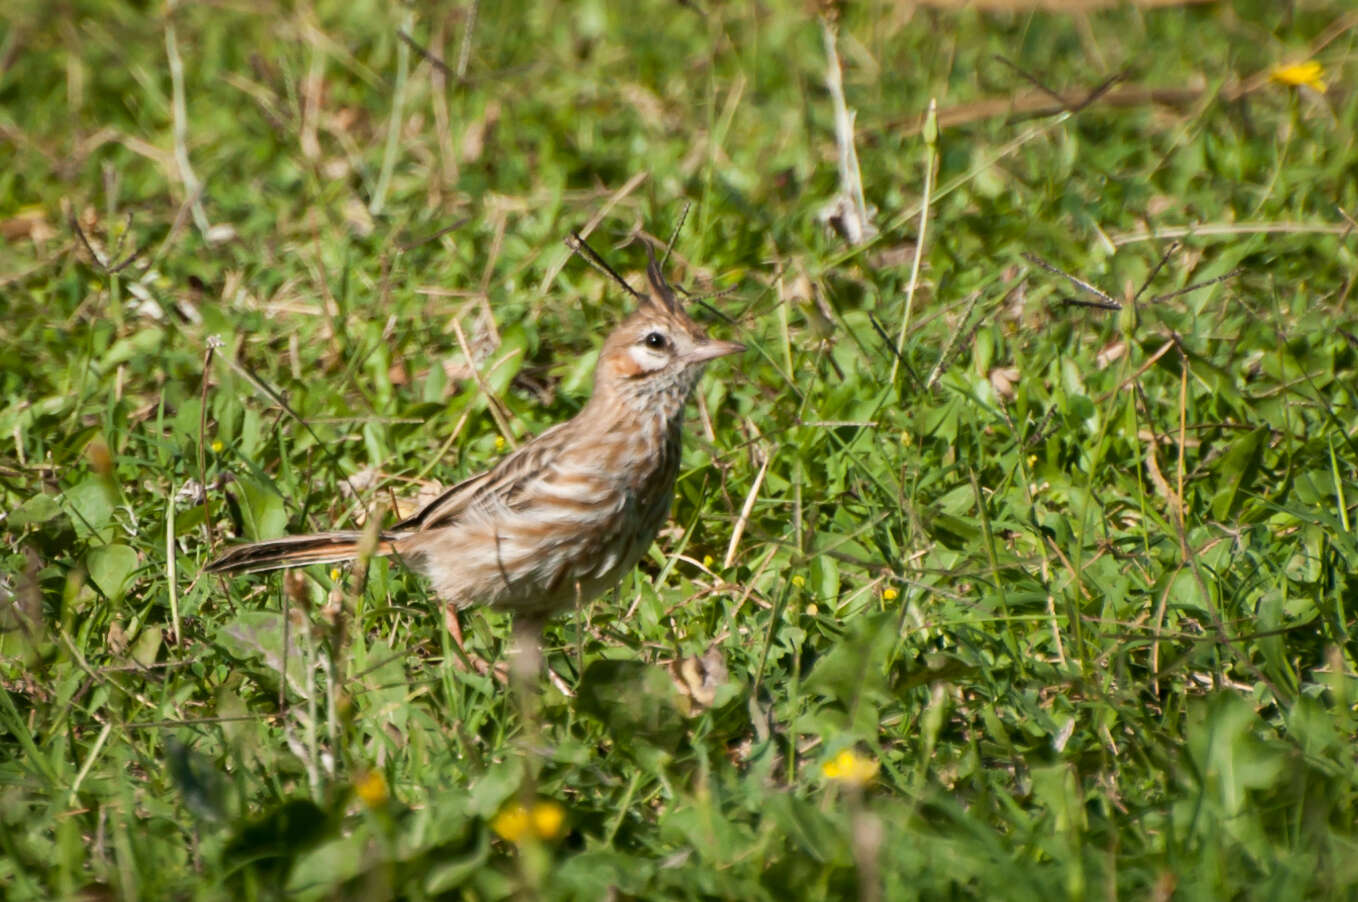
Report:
3,0,1358,898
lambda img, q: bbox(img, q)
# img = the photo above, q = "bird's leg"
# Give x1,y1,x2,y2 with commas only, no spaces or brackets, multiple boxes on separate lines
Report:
444,602,505,680
443,602,466,652
509,617,575,698
508,619,543,687
444,608,570,693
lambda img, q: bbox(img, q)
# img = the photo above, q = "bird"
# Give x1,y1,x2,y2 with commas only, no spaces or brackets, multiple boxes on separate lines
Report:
204,230,745,668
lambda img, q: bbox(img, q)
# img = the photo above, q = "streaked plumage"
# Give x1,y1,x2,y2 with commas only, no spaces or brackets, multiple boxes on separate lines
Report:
204,240,744,635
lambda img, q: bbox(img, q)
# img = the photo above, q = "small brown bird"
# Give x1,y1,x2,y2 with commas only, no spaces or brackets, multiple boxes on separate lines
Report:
204,232,744,657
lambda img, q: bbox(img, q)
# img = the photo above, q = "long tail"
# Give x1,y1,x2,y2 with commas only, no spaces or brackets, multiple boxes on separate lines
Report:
203,532,402,575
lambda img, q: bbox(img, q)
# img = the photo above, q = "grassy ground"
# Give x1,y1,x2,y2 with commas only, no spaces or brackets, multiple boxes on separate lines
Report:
3,0,1358,898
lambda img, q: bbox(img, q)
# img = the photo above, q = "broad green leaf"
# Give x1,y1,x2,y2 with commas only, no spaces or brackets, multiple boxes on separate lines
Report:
805,612,897,710
165,738,228,824
64,477,117,541
1186,694,1286,817
9,492,61,527
576,659,685,761
216,610,312,698
130,624,162,668
225,798,335,882
234,473,287,540
467,759,522,818
1209,428,1265,521
286,829,372,896
395,790,473,858
86,543,138,602
553,850,655,899
764,794,849,865
101,327,164,369
660,804,750,867
423,832,491,894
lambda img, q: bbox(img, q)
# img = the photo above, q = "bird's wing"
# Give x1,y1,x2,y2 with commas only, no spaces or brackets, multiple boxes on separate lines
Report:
392,422,573,532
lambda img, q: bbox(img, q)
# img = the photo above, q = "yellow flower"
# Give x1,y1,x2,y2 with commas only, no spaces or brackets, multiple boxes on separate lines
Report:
1270,60,1326,93
805,603,819,617
702,554,715,569
821,748,880,786
491,804,529,842
791,574,805,588
530,800,567,840
210,439,224,454
881,587,898,602
330,567,342,581
492,800,567,844
494,435,507,452
354,769,388,807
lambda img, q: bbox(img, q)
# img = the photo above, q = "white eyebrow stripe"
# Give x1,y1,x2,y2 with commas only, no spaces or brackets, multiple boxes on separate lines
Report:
628,345,668,371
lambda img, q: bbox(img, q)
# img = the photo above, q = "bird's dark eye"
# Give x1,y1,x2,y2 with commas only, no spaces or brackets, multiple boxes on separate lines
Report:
643,332,668,349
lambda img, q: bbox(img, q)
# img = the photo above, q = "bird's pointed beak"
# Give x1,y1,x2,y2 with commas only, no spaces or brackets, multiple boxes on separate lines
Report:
687,339,746,363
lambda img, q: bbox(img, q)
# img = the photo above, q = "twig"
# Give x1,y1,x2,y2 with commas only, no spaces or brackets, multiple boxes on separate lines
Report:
371,10,413,216
925,289,982,389
1023,249,1241,314
1112,222,1353,246
660,201,691,270
1147,269,1243,305
866,312,922,392
397,217,469,252
450,317,519,449
70,213,146,274
564,231,643,300
1021,252,1120,309
891,100,937,384
1131,241,1182,305
538,171,648,296
397,27,452,78
166,486,181,649
723,448,769,569
198,337,220,551
455,0,478,79
821,17,876,246
993,56,1126,118
165,21,211,237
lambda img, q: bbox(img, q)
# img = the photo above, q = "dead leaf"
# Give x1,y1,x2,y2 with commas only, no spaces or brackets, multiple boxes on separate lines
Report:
343,198,374,237
988,366,1021,400
107,620,128,656
1096,341,1126,368
669,647,729,716
913,0,1211,9
462,100,500,164
0,209,57,243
